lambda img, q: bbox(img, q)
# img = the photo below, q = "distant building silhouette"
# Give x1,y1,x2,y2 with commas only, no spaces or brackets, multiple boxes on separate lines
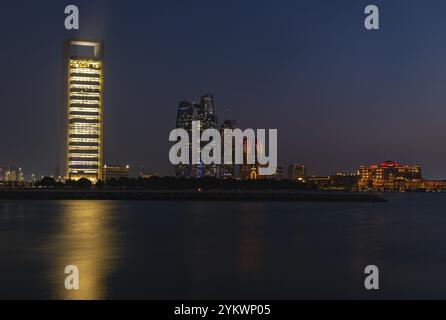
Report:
175,100,196,178
220,119,237,179
140,165,158,179
288,163,306,182
306,176,331,189
269,166,283,180
0,166,25,186
103,164,130,181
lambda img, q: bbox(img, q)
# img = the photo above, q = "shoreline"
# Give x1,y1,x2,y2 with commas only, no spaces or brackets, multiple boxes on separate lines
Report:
0,190,387,202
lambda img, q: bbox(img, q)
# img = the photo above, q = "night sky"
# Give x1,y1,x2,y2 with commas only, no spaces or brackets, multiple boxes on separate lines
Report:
1,0,446,178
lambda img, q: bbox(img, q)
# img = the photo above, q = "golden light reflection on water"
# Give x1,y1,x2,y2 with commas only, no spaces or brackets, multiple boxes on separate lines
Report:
238,203,265,275
46,201,119,300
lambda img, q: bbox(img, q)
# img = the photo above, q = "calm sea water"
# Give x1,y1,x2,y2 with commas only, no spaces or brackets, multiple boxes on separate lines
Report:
1,193,446,299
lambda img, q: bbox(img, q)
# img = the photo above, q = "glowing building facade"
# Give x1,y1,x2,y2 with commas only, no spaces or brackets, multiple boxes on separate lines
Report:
61,40,104,182
358,160,422,191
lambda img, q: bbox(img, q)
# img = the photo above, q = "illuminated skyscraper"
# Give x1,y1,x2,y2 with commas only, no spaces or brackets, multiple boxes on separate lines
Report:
61,40,104,182
199,93,218,130
197,93,218,177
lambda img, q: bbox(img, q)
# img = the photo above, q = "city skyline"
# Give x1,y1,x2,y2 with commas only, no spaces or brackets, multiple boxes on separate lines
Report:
4,1,446,304
2,1,446,179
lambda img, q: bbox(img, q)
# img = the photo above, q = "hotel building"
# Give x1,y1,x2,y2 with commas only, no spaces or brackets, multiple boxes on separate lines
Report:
358,160,422,191
61,40,104,182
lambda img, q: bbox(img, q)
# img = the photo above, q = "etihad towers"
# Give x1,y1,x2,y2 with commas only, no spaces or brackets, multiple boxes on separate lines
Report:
60,40,104,182
174,93,219,178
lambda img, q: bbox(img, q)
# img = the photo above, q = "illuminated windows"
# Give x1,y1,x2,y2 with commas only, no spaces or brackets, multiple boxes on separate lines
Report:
62,40,104,182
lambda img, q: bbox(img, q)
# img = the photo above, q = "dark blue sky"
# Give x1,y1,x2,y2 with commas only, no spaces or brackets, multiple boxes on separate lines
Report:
1,0,446,178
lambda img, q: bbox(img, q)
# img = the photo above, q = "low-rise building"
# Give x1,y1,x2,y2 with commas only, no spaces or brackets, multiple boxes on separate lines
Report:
306,176,331,189
102,165,130,181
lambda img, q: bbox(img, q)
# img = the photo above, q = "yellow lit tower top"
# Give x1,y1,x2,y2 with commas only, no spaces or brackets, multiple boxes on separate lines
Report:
61,40,104,183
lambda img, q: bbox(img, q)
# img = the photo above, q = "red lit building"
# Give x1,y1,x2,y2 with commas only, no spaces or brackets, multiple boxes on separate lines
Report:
358,160,422,191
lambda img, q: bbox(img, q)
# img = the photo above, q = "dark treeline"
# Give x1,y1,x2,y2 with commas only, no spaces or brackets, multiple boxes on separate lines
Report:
34,176,311,191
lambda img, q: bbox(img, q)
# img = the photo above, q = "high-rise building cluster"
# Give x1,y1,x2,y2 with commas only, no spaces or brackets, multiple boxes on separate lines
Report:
175,93,224,178
175,93,269,179
0,167,24,183
0,166,26,187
